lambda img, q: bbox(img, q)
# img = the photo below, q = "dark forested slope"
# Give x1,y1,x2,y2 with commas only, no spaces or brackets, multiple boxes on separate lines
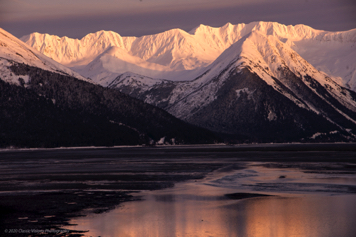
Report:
0,62,219,148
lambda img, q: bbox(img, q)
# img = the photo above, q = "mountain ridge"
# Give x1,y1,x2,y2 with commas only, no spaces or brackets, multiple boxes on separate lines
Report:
0,28,221,147
6,22,356,143
21,21,356,90
108,29,356,142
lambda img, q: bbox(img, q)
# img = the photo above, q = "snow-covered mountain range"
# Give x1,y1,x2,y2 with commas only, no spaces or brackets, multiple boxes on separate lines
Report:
11,22,356,142
22,21,356,91
0,28,218,147
107,29,356,141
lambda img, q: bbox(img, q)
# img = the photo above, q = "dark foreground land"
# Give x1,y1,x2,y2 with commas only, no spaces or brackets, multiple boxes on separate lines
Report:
0,143,356,236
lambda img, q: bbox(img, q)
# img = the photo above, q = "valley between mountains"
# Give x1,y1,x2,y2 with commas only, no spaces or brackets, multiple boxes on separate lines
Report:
1,21,356,147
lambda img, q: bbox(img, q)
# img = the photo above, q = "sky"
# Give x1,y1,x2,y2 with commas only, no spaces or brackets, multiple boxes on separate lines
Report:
1,0,355,39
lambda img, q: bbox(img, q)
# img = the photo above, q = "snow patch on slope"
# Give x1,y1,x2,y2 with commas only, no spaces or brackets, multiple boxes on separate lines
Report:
108,72,168,93
236,88,254,100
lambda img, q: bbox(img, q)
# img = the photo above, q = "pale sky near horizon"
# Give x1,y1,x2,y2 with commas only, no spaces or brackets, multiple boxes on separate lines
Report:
1,0,355,39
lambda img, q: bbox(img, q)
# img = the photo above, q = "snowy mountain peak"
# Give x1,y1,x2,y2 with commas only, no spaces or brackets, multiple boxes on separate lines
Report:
106,25,356,141
21,29,135,67
7,24,356,143
189,23,213,34
0,28,89,85
21,22,356,90
249,21,356,43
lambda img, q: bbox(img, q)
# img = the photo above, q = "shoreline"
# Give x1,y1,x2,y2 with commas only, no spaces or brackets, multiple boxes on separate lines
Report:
1,142,356,153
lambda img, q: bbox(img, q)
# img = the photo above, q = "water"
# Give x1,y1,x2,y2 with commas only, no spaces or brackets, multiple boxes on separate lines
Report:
68,161,356,237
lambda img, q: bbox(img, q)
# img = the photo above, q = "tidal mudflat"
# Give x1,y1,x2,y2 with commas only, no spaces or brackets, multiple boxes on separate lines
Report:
1,144,356,236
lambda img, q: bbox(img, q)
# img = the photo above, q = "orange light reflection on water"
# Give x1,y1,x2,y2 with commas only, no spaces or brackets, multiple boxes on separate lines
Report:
70,190,356,237
222,195,356,237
